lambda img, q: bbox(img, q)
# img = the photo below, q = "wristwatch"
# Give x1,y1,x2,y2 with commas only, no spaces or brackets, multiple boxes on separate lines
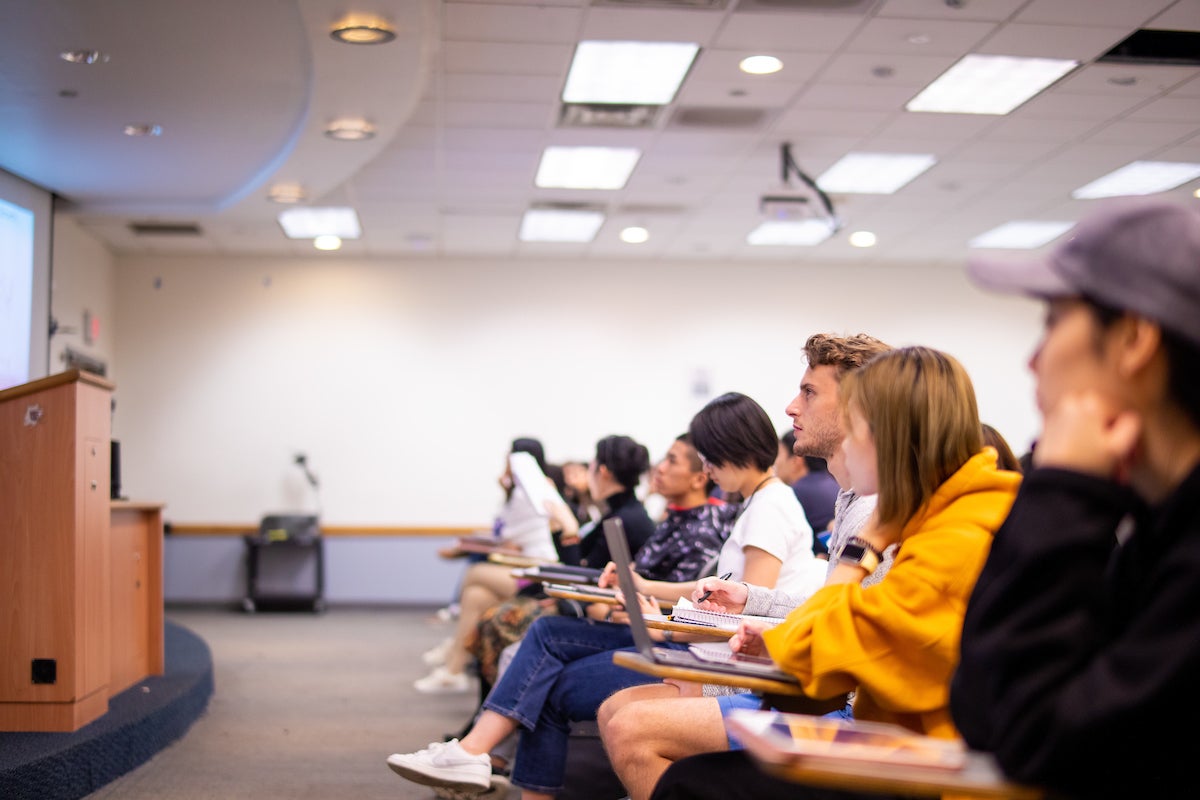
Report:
835,536,882,574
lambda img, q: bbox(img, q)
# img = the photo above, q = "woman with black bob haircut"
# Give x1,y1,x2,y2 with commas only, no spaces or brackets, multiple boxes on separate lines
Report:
631,391,824,601
688,391,779,475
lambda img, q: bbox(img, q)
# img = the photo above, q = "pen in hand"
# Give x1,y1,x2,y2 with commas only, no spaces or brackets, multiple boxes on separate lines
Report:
696,572,733,604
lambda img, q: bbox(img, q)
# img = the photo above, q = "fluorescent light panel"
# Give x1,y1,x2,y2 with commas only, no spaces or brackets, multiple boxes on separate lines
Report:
278,206,362,239
969,221,1074,249
906,54,1078,115
563,41,699,105
817,153,936,194
535,146,641,190
747,220,835,246
1072,161,1200,199
519,209,605,243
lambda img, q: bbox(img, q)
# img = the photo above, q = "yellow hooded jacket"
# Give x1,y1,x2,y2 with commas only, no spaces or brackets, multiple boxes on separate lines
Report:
762,449,1020,739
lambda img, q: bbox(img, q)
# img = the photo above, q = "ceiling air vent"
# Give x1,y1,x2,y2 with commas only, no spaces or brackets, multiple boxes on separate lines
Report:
1098,29,1200,67
560,103,660,129
129,222,202,236
669,106,771,129
734,0,880,13
591,0,730,10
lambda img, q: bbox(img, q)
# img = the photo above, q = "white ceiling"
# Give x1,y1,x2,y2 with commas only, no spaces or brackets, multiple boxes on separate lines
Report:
2,0,1199,264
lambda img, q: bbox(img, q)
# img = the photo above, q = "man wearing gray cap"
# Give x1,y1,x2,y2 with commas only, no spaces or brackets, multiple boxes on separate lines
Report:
952,198,1200,797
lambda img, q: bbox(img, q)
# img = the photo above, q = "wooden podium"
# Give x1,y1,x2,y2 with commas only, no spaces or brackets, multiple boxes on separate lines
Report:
0,370,164,732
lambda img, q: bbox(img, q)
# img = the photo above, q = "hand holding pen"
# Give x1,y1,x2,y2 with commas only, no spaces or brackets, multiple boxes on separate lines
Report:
693,572,743,611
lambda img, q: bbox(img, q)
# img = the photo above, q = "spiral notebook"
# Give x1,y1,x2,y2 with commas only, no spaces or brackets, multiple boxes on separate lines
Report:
671,599,786,632
604,518,800,683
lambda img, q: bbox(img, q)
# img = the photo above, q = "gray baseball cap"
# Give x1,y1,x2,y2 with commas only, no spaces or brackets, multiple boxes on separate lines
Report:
967,198,1200,347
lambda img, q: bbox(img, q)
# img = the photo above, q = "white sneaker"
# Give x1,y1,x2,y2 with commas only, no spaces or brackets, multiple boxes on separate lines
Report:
435,604,460,623
387,739,490,792
414,665,472,694
423,637,454,667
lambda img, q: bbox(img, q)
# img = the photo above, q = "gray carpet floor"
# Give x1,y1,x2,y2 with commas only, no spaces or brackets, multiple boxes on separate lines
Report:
85,606,487,799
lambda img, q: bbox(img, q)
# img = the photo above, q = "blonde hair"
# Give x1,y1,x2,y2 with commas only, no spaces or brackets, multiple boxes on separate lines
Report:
841,347,983,531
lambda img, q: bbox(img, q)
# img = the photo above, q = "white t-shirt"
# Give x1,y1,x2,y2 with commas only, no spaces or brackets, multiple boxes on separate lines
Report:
716,480,825,597
495,486,558,563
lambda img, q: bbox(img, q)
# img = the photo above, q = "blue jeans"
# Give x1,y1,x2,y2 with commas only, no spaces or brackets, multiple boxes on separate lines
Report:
481,614,685,794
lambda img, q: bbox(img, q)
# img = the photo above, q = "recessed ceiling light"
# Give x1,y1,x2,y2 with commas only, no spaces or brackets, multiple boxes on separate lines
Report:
906,54,1078,115
620,226,650,244
123,124,162,137
278,207,362,239
848,231,877,248
324,118,376,141
267,183,307,204
59,50,108,64
817,153,937,194
313,235,343,251
330,17,396,44
519,208,605,243
739,55,782,75
563,41,700,105
1071,160,1200,199
747,220,835,246
535,146,641,190
969,221,1075,249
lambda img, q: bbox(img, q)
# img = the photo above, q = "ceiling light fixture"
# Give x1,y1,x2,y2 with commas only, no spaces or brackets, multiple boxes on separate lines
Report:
519,208,605,243
739,55,783,75
123,124,163,137
1071,160,1200,199
848,231,877,248
969,221,1074,249
59,49,108,64
324,118,376,141
267,183,307,204
313,235,343,251
330,17,396,45
620,226,650,244
906,54,1078,115
817,153,936,194
562,41,700,105
535,146,641,190
747,219,835,246
278,206,362,240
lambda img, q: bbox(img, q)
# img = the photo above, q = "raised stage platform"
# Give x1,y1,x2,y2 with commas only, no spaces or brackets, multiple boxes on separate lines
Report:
0,621,213,799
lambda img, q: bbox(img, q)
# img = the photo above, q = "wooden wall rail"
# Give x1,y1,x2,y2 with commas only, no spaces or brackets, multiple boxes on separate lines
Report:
166,523,484,538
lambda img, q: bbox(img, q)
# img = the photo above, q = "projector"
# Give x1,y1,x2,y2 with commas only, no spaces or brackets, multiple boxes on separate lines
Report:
759,194,819,222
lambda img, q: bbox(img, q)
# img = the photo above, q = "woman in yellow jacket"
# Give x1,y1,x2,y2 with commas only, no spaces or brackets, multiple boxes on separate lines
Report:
649,346,1021,800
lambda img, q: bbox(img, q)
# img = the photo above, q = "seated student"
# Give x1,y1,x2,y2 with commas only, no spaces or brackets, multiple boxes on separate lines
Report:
386,391,823,798
598,332,892,800
644,346,1021,800
952,199,1200,797
458,434,734,721
981,422,1023,473
576,435,656,569
427,438,557,647
416,434,654,694
775,429,839,554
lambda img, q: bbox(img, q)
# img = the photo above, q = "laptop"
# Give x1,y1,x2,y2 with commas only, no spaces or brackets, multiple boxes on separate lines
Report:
603,518,801,685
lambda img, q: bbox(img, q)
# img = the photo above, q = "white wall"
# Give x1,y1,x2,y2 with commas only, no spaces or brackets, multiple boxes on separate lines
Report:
113,253,1044,533
50,216,117,378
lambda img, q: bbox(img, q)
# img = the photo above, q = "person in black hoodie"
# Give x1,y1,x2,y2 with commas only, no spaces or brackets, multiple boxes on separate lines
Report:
953,198,1200,797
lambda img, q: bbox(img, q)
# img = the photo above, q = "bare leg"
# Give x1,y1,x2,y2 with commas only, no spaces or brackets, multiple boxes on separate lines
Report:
444,563,518,675
458,709,519,756
601,694,729,800
597,682,680,731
